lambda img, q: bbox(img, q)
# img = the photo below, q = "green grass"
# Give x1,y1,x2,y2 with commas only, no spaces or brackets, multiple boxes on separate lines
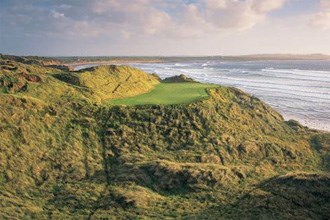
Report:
109,83,218,106
2,56,329,219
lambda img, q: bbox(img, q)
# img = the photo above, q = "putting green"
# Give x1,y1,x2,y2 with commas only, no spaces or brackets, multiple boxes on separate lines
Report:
109,83,218,106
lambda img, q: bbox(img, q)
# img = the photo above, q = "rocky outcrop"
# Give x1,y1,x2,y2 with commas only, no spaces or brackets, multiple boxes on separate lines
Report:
162,74,196,83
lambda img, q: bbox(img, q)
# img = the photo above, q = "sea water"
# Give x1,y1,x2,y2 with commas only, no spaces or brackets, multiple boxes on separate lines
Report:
76,59,330,131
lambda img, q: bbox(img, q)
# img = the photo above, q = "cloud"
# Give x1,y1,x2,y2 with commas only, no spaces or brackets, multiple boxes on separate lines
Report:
252,0,285,13
310,12,330,30
88,0,288,38
51,10,65,19
200,0,287,30
0,0,288,41
320,0,330,8
310,0,330,30
88,0,173,37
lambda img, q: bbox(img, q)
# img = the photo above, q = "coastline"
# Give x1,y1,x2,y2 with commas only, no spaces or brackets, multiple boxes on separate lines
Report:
71,61,330,133
65,59,163,70
282,113,330,133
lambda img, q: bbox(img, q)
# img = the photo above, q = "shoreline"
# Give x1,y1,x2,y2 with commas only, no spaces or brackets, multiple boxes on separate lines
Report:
282,113,330,133
71,62,330,133
65,60,164,70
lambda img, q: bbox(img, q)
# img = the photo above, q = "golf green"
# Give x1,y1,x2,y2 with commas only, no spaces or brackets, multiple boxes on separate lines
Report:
109,83,218,105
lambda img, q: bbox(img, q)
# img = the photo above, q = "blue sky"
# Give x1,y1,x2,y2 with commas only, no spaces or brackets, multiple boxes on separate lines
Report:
1,0,330,56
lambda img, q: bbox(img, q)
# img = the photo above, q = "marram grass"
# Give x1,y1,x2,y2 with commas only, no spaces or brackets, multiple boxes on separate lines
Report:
0,55,329,219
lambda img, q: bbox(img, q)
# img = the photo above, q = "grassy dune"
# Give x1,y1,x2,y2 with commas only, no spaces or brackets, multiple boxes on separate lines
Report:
109,83,218,105
1,55,330,219
53,65,160,102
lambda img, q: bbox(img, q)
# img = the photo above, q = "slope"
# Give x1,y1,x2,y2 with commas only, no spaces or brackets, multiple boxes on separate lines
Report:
53,65,160,102
0,56,329,219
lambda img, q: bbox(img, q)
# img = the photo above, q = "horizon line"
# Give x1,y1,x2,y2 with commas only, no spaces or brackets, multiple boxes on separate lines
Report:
2,52,330,58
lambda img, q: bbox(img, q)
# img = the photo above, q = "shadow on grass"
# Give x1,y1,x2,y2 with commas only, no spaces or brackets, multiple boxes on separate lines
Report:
189,172,330,219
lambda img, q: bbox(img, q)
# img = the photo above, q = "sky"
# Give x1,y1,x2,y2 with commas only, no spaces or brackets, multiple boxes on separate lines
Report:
1,0,330,56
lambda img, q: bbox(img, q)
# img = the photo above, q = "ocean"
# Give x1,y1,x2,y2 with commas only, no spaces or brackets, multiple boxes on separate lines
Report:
75,59,330,131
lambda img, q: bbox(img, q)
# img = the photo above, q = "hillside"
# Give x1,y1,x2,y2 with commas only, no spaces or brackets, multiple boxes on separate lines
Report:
54,65,159,101
0,55,329,219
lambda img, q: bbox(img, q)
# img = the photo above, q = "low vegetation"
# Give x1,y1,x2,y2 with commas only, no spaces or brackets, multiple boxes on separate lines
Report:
54,65,159,101
0,55,329,219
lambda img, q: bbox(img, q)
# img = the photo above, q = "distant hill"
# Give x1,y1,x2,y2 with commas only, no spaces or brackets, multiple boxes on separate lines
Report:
0,55,329,219
235,53,330,60
2,53,329,70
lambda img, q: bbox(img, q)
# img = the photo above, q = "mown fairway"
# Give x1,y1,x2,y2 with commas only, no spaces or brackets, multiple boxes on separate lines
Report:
109,83,218,105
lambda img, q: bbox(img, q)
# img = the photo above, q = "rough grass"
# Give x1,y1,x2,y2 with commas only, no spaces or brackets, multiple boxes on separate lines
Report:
0,55,329,219
109,83,218,106
70,65,159,101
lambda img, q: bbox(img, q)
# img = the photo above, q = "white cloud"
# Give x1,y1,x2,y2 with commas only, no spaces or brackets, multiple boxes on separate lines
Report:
310,0,330,30
73,21,100,37
311,12,330,30
320,0,330,9
200,0,287,30
87,0,288,38
252,0,286,13
205,0,228,9
51,10,65,19
58,4,72,10
0,0,289,41
90,0,173,37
